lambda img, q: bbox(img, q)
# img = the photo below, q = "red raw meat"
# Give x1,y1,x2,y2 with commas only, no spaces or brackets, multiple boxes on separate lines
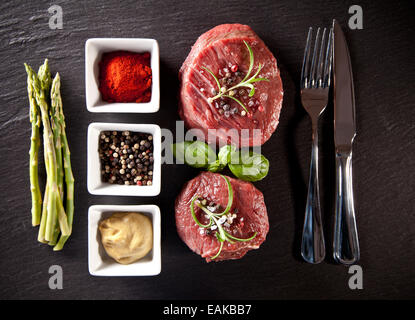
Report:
179,24,283,147
175,172,269,262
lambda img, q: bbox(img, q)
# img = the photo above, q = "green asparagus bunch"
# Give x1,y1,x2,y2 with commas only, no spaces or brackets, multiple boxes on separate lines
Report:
25,59,74,251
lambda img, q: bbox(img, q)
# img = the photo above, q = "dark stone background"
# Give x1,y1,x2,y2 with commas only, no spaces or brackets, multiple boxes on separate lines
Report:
0,0,414,299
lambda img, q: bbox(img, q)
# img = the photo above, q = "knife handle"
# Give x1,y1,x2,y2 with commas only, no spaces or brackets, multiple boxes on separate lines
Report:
301,127,326,264
333,151,360,265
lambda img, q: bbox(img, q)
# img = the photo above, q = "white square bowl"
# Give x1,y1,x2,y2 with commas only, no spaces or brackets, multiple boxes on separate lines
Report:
87,122,161,196
88,204,161,276
85,38,160,113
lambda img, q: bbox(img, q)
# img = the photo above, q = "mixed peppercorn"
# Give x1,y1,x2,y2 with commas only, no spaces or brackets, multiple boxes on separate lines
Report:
196,197,243,236
99,130,154,186
203,64,263,118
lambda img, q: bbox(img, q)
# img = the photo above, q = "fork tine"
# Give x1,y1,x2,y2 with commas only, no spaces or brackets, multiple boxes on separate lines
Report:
316,28,327,88
310,27,321,88
323,27,334,88
300,27,313,88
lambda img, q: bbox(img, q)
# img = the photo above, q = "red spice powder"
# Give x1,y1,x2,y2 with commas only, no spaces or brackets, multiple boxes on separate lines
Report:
99,51,152,103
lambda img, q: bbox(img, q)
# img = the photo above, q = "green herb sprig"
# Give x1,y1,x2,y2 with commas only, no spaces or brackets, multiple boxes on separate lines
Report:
202,41,269,114
190,175,257,260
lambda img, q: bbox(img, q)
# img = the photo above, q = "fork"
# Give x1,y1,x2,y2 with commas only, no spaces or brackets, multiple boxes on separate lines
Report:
300,27,333,264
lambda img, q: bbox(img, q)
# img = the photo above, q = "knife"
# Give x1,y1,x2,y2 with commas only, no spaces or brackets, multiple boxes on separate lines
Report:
332,19,360,265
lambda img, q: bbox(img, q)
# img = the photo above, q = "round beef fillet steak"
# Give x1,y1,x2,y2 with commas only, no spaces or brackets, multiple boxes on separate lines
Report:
179,24,283,147
175,172,269,262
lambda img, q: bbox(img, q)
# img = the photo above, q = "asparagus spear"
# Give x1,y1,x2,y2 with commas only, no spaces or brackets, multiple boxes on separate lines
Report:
27,70,42,226
38,181,49,243
24,62,70,240
49,74,64,198
36,60,55,241
36,60,57,242
48,68,64,246
52,73,75,251
37,59,52,98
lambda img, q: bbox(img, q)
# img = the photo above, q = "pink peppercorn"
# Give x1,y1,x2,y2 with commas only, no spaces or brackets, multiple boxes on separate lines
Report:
231,64,238,72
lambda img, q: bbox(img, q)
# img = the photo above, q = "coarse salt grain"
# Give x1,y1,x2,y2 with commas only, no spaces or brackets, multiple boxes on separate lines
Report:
218,216,227,225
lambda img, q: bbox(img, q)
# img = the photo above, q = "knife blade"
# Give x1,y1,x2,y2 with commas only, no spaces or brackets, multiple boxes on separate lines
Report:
333,20,356,150
332,19,360,265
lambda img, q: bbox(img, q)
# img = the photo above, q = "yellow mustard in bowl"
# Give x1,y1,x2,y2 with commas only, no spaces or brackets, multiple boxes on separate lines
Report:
99,212,153,264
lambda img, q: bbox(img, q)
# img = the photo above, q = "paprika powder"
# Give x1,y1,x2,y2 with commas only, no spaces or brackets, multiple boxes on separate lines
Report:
99,51,152,103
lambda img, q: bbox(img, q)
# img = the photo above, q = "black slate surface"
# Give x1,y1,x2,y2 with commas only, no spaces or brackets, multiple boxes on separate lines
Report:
0,0,414,300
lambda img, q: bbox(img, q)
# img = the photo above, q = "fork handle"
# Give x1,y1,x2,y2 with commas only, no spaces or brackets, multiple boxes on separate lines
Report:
333,150,360,265
301,126,326,264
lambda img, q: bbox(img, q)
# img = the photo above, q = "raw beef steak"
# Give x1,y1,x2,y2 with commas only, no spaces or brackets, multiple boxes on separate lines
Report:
175,172,269,262
179,24,283,147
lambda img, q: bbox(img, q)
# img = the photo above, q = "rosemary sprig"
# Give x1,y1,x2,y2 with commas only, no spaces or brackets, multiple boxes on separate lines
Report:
203,41,269,114
190,175,257,260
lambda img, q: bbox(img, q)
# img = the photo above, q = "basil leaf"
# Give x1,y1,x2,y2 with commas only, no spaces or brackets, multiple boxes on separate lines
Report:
218,144,237,165
171,141,217,168
228,150,269,182
206,160,226,172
